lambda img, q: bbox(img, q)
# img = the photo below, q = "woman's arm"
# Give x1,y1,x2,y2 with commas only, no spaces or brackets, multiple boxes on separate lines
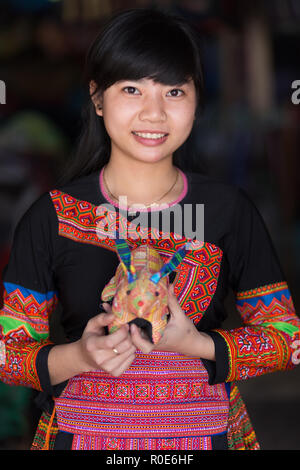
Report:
0,194,58,391
209,188,300,384
213,282,300,382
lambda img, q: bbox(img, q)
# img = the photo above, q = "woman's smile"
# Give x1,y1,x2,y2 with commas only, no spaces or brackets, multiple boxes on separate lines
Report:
131,130,169,146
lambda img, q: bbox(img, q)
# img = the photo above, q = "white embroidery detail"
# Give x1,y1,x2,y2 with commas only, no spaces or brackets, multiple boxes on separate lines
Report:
0,340,6,366
291,340,300,365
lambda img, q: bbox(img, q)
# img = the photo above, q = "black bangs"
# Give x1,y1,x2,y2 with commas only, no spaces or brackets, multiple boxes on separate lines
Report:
103,22,196,86
55,8,206,186
86,8,204,108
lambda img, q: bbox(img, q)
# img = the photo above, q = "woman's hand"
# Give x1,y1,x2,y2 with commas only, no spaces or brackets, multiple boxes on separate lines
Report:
77,304,137,377
130,284,216,360
48,304,137,385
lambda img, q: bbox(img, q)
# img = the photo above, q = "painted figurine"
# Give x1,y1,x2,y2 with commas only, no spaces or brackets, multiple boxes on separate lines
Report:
101,237,191,344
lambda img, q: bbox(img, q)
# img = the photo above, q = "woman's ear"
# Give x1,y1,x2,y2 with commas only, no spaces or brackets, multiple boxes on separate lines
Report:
89,80,103,116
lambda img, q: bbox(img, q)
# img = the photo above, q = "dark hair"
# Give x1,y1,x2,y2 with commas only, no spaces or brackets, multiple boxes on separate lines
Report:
56,7,205,186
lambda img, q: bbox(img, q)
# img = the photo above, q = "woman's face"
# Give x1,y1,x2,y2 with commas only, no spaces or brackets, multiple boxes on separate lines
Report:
92,77,197,165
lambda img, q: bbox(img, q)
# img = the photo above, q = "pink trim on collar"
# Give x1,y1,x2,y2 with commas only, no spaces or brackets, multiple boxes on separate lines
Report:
99,167,188,212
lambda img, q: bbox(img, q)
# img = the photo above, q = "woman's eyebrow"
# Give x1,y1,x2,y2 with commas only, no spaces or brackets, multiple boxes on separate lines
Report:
119,78,190,86
117,78,147,82
162,80,192,88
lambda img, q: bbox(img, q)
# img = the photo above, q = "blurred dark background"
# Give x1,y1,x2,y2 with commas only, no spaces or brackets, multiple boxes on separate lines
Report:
0,0,299,450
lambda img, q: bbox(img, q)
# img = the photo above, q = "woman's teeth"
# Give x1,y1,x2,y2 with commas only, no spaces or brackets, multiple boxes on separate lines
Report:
133,132,167,139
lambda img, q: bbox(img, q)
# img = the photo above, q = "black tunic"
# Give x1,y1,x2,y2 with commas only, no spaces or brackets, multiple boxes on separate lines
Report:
0,168,299,450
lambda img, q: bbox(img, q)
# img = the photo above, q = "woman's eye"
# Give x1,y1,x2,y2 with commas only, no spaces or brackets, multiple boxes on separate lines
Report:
123,86,140,95
167,89,184,97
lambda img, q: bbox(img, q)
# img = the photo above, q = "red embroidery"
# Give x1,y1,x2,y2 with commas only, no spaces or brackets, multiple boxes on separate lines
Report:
215,282,300,381
50,190,223,325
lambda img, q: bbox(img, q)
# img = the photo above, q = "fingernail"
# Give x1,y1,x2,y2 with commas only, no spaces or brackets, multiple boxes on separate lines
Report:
101,302,110,310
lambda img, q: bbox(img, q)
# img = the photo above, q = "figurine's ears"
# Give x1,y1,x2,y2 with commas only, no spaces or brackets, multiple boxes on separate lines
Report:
114,237,137,283
150,242,191,285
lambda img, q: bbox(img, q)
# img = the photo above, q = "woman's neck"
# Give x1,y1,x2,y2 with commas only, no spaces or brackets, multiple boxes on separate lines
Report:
103,159,183,208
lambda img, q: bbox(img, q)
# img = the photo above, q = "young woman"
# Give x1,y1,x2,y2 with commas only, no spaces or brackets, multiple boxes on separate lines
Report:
0,8,299,451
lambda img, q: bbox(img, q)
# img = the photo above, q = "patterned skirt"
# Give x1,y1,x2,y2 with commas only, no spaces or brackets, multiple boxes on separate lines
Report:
31,350,260,451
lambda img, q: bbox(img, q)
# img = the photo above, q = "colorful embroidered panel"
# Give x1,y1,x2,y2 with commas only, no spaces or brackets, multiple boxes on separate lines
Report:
71,434,212,450
31,409,58,451
227,383,259,450
31,384,260,451
0,282,57,389
0,282,57,339
50,190,223,325
54,350,229,439
215,282,300,381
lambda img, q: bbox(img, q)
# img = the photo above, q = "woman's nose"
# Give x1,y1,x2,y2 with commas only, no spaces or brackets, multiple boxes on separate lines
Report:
139,95,167,122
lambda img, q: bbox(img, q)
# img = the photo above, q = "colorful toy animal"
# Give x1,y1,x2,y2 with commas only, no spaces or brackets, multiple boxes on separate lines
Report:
101,237,191,344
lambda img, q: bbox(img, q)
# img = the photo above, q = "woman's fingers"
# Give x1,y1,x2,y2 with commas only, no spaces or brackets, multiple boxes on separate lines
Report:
109,334,136,357
111,350,136,377
130,323,154,353
86,323,131,353
85,311,115,334
100,344,136,376
167,283,183,318
101,302,113,314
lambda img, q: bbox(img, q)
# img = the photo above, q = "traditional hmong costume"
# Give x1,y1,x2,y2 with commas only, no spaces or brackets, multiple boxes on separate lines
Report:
0,168,299,450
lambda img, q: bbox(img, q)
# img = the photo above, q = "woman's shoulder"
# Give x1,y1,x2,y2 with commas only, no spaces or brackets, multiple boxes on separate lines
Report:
185,170,242,205
13,171,97,228
18,191,55,223
50,171,100,204
10,191,58,245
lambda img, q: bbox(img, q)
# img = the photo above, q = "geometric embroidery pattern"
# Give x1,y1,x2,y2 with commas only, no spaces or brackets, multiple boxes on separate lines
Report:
50,190,223,324
214,282,300,381
0,282,58,338
0,283,57,390
71,434,212,450
54,350,229,439
31,384,261,450
0,322,51,390
227,384,260,450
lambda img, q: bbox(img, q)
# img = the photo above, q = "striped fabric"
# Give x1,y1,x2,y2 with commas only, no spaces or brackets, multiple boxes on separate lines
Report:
54,350,229,441
31,383,260,450
71,434,212,450
227,384,260,450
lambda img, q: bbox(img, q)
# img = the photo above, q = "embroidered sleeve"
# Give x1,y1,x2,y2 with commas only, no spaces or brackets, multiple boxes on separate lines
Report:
214,282,300,381
212,188,300,383
0,193,58,391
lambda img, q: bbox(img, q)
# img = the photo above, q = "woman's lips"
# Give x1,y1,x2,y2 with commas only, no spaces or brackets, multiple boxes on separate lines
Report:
131,131,169,146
